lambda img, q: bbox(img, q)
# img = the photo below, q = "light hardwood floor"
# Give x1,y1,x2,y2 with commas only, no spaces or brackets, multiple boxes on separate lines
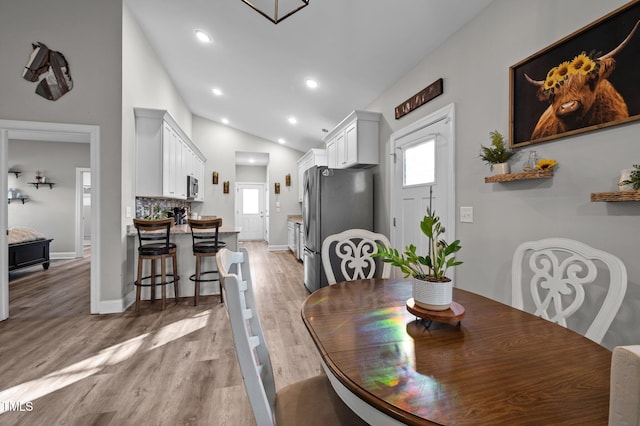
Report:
0,242,322,425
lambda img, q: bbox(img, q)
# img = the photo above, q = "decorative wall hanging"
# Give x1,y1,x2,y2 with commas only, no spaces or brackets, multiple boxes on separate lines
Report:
223,181,230,194
395,78,443,119
285,174,291,186
212,171,219,184
274,182,281,194
241,0,309,24
22,42,73,101
510,2,640,148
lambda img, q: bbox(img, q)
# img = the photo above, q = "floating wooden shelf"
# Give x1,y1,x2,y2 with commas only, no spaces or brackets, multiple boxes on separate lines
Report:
485,169,553,183
29,182,55,189
591,191,640,202
8,170,21,178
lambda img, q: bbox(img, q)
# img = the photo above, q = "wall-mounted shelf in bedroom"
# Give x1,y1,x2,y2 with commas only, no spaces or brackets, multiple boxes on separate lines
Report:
8,170,22,178
484,169,553,183
8,196,28,204
591,191,640,202
28,182,55,189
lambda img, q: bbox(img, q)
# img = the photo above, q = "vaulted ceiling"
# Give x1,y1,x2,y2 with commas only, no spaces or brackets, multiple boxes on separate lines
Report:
126,0,493,153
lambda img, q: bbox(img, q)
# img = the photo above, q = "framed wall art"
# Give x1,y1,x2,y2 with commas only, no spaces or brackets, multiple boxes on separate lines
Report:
509,1,640,148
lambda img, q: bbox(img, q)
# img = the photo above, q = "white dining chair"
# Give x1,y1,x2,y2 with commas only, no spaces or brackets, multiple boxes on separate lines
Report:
511,237,627,344
321,229,391,285
610,345,640,426
216,248,367,426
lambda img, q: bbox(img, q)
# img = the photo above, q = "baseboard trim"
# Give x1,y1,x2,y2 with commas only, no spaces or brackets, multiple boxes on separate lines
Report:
98,298,126,314
51,251,76,260
267,245,288,251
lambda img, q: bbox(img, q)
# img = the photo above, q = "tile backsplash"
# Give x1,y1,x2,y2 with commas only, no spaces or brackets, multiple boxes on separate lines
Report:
135,197,191,218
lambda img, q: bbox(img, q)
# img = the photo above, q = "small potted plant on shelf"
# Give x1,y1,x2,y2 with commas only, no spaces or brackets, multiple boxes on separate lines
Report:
373,209,462,311
618,164,640,191
480,130,515,175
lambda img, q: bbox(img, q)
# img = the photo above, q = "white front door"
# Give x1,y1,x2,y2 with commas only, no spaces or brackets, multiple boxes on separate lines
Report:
390,104,456,278
236,183,265,241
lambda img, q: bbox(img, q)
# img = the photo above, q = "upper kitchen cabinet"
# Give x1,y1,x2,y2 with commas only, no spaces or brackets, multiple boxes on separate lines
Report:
134,108,206,201
324,111,381,169
297,148,326,202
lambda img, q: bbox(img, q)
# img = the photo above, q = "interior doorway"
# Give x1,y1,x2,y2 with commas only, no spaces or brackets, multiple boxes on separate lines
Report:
76,168,91,257
0,120,100,320
235,151,269,242
389,103,456,279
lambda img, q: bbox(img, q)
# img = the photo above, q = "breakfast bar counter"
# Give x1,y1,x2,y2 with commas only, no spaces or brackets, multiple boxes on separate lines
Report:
126,224,241,305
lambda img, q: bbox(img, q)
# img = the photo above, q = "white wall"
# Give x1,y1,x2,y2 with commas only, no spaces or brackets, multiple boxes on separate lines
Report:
8,140,90,254
192,116,302,247
368,0,640,349
0,0,123,303
236,165,267,182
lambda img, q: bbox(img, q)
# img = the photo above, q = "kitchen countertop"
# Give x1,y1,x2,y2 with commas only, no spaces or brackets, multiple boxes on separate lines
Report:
287,215,303,224
127,223,241,236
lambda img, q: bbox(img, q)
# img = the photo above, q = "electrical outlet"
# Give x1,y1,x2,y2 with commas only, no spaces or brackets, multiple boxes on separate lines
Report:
460,206,473,223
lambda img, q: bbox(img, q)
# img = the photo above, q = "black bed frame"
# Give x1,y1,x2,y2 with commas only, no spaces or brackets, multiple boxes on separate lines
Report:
8,239,53,271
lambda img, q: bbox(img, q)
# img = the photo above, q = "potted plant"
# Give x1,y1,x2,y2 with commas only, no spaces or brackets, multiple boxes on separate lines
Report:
373,209,462,311
480,130,515,175
618,164,640,191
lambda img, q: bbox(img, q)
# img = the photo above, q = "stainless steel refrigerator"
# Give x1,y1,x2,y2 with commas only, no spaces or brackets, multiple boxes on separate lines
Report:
303,166,373,292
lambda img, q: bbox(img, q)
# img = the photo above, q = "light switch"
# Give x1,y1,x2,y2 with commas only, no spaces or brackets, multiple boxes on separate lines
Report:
460,206,473,223
126,206,132,218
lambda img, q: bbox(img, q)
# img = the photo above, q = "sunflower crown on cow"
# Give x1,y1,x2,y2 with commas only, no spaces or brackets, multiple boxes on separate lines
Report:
541,51,600,96
525,20,640,140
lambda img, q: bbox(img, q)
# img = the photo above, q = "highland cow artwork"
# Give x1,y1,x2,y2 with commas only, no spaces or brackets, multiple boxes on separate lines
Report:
509,1,640,148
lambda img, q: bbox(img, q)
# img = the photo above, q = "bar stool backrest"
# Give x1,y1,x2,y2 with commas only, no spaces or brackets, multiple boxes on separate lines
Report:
133,218,173,252
188,217,223,250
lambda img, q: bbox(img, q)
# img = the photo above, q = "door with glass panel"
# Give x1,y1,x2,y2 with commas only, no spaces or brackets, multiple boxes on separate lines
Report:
390,105,455,275
236,183,265,241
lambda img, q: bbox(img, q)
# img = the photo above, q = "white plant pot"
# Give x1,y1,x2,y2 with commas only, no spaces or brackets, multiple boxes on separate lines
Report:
618,168,634,191
412,277,452,311
493,162,510,175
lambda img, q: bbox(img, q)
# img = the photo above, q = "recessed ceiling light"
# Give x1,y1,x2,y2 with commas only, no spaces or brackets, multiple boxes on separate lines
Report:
249,158,255,164
278,138,286,144
221,118,229,125
212,88,223,96
288,116,297,125
305,79,318,89
194,30,212,43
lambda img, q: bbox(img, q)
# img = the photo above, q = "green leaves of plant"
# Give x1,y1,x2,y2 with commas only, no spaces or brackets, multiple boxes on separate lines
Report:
372,208,462,280
479,130,515,165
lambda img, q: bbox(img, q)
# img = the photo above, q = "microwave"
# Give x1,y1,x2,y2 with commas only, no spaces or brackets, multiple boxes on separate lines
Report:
187,175,199,199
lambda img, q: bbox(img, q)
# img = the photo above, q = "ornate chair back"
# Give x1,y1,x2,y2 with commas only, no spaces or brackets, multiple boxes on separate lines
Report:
321,229,391,285
512,237,627,344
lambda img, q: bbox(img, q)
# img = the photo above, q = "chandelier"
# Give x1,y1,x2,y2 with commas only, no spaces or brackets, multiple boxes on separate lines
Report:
241,0,309,24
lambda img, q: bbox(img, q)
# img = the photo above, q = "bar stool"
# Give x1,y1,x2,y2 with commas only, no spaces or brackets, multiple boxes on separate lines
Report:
133,218,180,310
188,218,226,305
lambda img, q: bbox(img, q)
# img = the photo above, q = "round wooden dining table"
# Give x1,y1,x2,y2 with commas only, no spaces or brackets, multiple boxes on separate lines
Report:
301,278,612,425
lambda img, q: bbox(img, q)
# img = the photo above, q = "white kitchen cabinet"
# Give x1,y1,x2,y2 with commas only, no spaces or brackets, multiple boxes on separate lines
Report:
194,157,205,202
135,108,206,201
162,122,177,197
324,110,381,169
297,148,326,202
175,138,186,199
298,223,304,260
287,220,296,253
326,138,338,169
